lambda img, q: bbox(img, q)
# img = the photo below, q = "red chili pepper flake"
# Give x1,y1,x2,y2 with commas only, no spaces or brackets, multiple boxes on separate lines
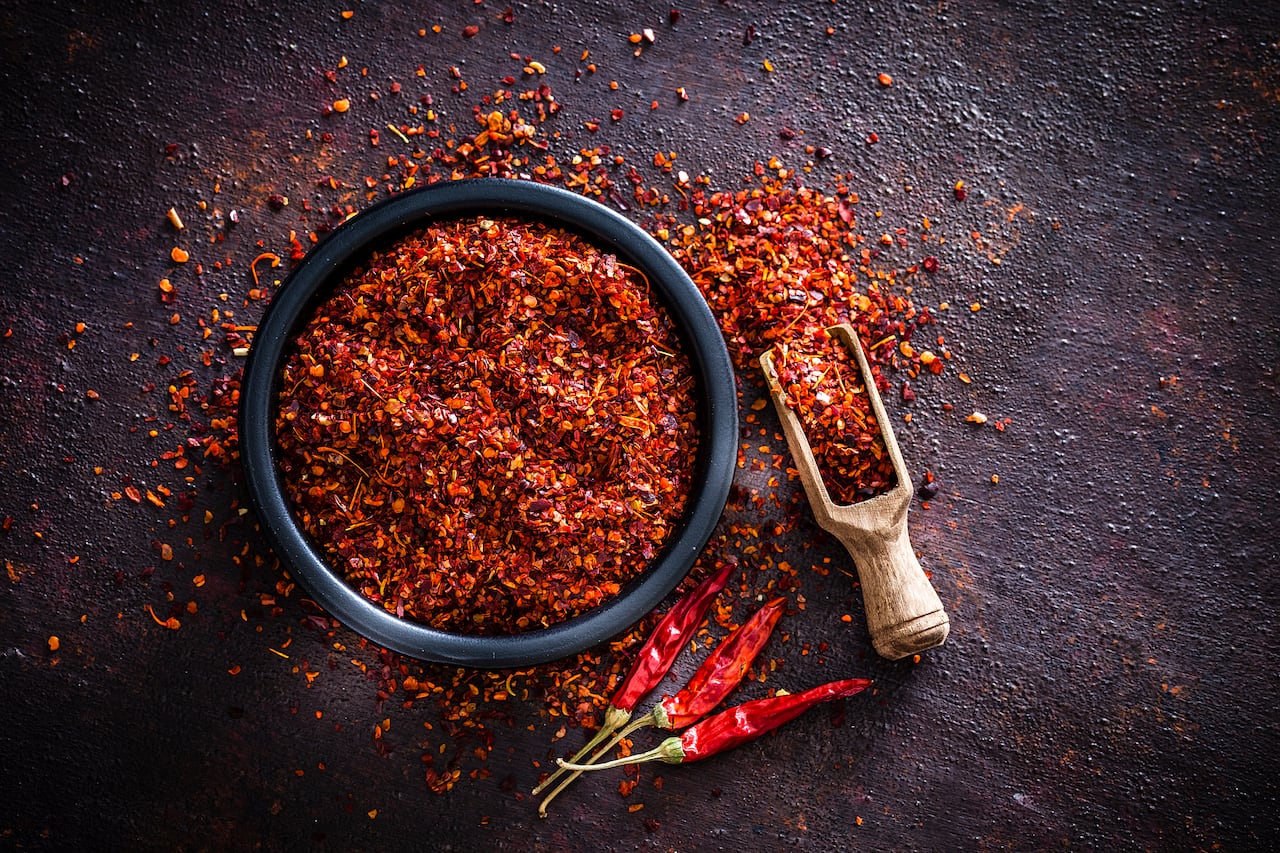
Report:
918,470,939,501
954,180,968,201
611,108,625,122
922,255,939,273
462,24,479,38
276,216,700,635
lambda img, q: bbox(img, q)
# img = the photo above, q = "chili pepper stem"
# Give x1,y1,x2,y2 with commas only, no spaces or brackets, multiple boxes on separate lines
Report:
536,707,661,816
532,704,631,795
555,737,685,771
615,707,661,742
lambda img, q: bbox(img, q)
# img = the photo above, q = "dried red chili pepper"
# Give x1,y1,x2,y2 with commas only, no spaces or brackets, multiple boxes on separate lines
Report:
538,595,786,815
557,677,872,771
631,595,786,733
532,562,732,796
610,562,734,711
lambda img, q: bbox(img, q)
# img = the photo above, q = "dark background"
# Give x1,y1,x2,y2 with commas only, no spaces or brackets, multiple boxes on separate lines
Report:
2,1,1277,850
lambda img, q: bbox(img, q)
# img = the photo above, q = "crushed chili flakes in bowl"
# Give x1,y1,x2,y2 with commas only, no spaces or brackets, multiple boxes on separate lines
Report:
768,327,897,505
275,215,700,634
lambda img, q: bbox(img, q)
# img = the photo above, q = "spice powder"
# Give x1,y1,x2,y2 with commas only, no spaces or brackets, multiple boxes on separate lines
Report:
276,216,700,634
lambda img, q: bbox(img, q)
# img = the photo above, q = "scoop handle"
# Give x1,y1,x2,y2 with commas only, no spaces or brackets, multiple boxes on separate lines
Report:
833,519,949,660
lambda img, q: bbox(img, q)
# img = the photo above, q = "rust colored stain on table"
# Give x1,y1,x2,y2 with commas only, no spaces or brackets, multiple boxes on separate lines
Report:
1,1,1277,850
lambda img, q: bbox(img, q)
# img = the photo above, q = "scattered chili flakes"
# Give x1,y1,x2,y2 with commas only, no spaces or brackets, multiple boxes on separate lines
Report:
170,247,190,263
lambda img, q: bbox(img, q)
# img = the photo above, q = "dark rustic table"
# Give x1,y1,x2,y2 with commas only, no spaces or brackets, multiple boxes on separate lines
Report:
2,1,1277,850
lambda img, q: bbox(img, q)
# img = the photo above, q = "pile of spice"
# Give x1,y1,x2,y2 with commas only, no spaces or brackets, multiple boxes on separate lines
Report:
767,326,897,505
664,176,943,380
275,216,699,633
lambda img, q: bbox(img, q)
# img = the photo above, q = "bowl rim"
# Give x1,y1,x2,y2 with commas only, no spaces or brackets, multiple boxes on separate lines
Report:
239,178,737,668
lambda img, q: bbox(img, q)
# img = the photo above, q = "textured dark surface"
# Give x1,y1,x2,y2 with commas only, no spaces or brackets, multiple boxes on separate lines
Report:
1,1,1277,851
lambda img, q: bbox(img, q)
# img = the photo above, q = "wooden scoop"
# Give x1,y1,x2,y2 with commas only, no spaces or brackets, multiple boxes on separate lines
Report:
760,323,949,660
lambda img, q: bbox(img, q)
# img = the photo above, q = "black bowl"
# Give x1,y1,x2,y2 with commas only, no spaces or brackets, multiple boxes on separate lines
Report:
240,179,737,668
